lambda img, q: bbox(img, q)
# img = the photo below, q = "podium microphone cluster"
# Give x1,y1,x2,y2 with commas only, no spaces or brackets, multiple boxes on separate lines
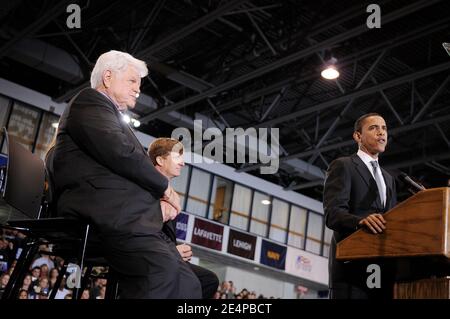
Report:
399,173,426,193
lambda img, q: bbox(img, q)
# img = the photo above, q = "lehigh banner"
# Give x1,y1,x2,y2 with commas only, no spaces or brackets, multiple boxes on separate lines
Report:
227,228,257,260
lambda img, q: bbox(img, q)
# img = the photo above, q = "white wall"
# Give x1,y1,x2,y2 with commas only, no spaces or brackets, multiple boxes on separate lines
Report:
225,266,296,299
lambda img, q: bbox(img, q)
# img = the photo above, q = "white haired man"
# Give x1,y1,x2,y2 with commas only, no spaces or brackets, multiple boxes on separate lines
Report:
51,50,201,299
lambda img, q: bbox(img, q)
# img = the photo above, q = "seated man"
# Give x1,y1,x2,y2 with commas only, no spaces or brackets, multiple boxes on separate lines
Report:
51,50,201,298
148,138,219,299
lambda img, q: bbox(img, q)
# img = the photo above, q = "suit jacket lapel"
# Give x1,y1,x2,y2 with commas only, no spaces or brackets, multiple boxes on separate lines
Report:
120,118,147,153
97,91,147,154
351,154,372,188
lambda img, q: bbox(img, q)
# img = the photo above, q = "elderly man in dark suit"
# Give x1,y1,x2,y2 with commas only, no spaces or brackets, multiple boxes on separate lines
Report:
323,113,397,299
52,50,201,299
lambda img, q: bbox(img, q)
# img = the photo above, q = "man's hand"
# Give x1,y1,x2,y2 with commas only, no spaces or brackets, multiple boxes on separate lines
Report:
358,213,386,234
163,186,181,213
176,243,193,262
160,200,178,222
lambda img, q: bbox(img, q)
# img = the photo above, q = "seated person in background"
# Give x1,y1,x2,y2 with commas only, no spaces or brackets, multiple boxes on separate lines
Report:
148,138,219,299
50,50,201,298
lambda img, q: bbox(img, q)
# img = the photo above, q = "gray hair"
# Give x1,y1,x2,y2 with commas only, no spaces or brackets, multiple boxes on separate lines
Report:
90,50,148,88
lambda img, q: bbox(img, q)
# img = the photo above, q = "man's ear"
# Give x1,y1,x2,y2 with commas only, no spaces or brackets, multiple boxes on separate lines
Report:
353,131,361,143
103,70,112,88
156,156,164,167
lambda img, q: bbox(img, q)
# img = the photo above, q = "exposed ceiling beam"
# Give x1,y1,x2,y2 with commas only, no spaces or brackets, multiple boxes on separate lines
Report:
255,61,450,129
139,0,441,123
206,18,450,116
136,0,245,58
385,151,450,170
285,179,324,191
53,0,243,102
411,74,450,123
238,113,450,172
0,0,73,57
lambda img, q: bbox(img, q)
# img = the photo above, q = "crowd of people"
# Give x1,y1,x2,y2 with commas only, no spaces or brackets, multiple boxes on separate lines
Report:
1,229,275,300
212,280,275,299
0,229,108,299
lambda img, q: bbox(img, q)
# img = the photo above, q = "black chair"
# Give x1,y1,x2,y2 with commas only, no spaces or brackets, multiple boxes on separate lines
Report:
0,129,118,299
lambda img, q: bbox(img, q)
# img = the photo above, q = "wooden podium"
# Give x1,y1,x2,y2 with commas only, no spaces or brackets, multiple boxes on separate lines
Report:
336,187,450,298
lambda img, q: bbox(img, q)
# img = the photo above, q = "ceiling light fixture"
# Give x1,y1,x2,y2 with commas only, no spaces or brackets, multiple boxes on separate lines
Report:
321,57,340,80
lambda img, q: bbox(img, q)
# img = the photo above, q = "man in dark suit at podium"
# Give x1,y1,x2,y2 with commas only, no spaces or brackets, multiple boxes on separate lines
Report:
323,113,397,299
52,50,201,298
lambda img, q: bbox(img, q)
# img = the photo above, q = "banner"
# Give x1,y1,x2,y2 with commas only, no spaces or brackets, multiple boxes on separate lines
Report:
260,239,286,270
0,154,6,167
227,229,256,260
191,218,224,251
285,246,329,285
175,212,189,240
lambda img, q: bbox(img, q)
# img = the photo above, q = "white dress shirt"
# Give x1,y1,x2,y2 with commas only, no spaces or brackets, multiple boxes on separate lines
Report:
357,149,387,207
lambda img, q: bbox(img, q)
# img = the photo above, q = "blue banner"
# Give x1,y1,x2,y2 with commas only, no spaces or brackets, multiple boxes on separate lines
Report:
260,239,287,270
0,154,7,167
175,212,189,240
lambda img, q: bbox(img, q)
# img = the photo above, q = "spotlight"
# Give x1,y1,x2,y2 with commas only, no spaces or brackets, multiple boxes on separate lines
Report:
321,57,340,80
261,199,271,205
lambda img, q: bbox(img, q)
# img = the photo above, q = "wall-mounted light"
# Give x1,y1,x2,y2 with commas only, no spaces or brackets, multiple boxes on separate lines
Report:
132,119,141,127
122,114,140,127
261,199,271,205
321,57,339,80
122,114,131,124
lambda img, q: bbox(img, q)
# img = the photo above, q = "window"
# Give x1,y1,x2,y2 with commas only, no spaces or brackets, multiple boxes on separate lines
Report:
249,191,271,236
185,168,211,217
34,113,59,160
208,176,233,224
305,212,323,254
3,102,40,153
268,199,289,243
0,96,11,150
172,164,190,210
322,226,333,257
0,96,11,128
229,184,252,230
288,205,307,249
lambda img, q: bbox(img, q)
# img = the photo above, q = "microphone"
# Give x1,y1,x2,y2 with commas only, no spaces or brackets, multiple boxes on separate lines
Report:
399,173,425,193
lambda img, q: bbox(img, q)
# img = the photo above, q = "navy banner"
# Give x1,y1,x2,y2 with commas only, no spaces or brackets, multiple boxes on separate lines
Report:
175,212,189,240
260,239,287,270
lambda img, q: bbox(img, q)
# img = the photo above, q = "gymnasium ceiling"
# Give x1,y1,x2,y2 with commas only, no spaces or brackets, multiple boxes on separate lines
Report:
1,0,449,201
